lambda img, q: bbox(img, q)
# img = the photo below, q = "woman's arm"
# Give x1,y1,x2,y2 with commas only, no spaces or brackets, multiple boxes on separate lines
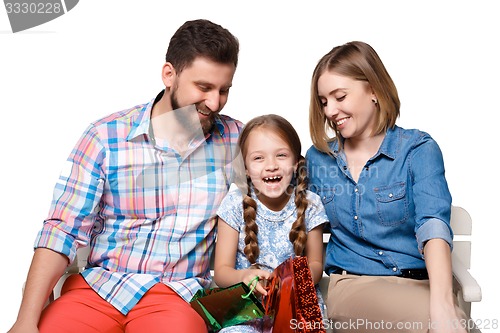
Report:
305,225,324,285
213,218,270,295
424,238,467,333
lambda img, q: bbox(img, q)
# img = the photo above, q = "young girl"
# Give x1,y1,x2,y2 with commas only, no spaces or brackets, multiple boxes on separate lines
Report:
214,114,328,333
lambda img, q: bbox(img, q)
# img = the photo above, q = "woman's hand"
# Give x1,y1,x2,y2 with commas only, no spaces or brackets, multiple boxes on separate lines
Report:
429,302,467,333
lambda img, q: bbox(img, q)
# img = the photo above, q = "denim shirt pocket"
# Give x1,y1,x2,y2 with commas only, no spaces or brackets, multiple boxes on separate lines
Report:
318,187,339,228
374,182,409,226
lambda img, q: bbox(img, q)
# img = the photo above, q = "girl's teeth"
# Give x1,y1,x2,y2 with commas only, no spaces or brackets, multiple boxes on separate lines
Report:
264,176,281,182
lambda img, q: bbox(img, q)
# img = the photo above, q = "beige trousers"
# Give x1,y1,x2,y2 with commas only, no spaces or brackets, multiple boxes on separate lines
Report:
325,273,467,333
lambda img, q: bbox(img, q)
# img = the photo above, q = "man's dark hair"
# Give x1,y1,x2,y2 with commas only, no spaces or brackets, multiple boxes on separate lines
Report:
165,19,239,73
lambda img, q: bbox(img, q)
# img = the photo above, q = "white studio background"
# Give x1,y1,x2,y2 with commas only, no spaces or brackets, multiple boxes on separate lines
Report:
1,0,498,330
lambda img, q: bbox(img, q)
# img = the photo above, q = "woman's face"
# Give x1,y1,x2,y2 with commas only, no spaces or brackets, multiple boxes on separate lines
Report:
317,71,378,141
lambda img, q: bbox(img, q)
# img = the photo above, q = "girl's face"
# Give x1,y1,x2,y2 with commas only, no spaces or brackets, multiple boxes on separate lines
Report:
317,71,378,141
244,128,297,211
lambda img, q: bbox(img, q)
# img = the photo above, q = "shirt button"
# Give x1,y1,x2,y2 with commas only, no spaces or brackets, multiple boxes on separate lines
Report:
388,193,393,198
354,215,358,220
354,188,358,193
392,267,397,272
378,251,383,255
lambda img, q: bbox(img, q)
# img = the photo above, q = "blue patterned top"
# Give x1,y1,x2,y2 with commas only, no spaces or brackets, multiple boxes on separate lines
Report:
217,187,328,272
216,187,329,332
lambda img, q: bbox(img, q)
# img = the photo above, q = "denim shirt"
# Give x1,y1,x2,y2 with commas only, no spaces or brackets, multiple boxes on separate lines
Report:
305,125,453,276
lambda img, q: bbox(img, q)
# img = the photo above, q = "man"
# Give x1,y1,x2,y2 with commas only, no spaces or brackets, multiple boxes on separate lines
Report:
9,19,243,333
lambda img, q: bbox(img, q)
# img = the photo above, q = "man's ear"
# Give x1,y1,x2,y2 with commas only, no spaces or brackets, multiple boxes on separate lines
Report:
161,62,176,88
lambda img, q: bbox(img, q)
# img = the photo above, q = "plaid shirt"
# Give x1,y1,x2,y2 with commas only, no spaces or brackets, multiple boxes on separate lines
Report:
35,91,243,314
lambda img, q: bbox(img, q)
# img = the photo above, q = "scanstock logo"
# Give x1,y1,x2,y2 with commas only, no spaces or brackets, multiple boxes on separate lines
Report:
4,0,79,33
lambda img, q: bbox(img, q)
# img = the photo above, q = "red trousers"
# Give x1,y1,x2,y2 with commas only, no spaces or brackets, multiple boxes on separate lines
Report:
39,274,207,333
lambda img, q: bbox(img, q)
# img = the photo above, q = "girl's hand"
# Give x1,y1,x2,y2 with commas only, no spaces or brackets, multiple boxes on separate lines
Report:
240,268,271,296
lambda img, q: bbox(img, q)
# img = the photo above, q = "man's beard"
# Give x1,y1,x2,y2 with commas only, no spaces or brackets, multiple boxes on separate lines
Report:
170,87,215,135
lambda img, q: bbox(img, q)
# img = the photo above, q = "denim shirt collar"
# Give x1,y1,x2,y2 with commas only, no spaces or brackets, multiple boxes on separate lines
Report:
374,125,400,160
329,125,401,161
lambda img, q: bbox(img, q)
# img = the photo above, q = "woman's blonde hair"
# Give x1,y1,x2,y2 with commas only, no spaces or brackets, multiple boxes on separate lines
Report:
238,114,309,264
309,41,400,153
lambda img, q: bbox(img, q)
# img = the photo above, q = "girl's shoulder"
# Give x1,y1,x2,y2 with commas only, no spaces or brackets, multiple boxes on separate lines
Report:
303,190,328,230
218,186,246,218
305,190,323,206
227,185,246,198
303,190,328,217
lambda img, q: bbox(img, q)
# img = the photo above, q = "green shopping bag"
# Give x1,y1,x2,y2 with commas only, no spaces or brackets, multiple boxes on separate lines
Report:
190,277,266,331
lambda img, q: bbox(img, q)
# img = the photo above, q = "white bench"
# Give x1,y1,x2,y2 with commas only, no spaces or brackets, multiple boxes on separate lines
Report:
45,205,482,331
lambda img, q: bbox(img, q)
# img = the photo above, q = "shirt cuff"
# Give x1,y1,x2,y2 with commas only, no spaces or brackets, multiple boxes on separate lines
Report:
416,217,453,256
34,220,78,263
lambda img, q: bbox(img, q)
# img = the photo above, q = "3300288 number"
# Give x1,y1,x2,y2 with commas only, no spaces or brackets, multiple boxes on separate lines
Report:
5,2,62,14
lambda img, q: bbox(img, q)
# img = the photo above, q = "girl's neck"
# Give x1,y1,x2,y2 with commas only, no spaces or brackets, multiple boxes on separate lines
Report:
256,185,294,212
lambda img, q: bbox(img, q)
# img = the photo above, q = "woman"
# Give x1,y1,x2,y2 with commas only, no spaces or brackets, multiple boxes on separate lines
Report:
306,41,467,333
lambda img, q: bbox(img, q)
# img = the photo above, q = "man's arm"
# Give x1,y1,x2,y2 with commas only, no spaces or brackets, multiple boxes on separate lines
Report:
8,248,69,333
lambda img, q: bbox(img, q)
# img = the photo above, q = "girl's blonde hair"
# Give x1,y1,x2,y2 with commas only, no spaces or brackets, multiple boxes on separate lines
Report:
309,41,400,153
238,114,309,264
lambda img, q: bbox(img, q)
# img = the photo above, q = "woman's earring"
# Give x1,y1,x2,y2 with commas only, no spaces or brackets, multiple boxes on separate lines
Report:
372,98,378,105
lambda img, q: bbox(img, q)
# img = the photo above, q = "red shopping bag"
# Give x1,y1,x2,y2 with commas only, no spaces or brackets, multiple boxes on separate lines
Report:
263,256,325,333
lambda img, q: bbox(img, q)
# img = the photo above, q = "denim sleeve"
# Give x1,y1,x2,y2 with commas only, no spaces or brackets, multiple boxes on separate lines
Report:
416,218,453,255
410,133,453,255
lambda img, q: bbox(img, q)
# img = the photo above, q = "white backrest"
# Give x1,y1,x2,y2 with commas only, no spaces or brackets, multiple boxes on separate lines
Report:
450,206,472,269
68,246,91,273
